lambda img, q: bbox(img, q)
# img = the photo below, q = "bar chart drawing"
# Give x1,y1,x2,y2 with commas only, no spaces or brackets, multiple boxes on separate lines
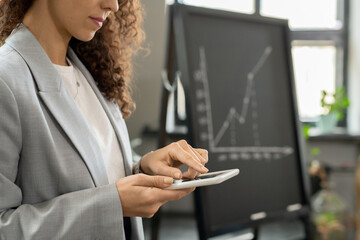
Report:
193,46,294,161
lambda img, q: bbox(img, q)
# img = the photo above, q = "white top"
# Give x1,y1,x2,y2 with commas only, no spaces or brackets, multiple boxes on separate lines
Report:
53,59,125,183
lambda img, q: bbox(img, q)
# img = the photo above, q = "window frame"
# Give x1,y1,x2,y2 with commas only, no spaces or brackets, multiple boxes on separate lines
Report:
255,0,350,125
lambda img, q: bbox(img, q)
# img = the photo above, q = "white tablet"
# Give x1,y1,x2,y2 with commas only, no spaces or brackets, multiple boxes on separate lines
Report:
165,168,240,190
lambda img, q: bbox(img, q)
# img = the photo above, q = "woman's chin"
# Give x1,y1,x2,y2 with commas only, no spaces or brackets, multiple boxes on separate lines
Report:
73,31,97,42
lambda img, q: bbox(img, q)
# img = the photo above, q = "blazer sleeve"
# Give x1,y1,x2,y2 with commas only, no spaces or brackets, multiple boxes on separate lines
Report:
0,79,126,239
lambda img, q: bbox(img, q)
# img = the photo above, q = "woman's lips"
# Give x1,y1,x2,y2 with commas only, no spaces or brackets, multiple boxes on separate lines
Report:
90,17,104,28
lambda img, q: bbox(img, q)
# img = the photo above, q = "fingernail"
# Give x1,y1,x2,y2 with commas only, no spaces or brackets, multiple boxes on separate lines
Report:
202,166,209,172
175,172,181,179
164,177,173,184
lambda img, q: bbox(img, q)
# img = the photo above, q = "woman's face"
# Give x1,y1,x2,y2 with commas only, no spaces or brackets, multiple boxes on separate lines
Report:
47,0,119,41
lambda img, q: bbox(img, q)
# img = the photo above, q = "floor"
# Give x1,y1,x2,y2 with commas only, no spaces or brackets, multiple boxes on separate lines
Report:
143,213,199,240
142,210,355,240
142,213,307,240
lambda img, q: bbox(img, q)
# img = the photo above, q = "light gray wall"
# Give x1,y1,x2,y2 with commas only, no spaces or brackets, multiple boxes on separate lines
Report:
126,0,167,141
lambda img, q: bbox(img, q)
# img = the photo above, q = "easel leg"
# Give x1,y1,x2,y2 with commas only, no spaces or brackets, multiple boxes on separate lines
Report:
253,226,259,240
151,209,162,240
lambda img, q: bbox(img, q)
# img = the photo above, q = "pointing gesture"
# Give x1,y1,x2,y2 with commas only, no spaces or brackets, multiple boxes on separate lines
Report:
138,140,209,179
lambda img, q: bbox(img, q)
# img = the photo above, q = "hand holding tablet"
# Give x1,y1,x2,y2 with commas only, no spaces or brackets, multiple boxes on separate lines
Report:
165,168,240,190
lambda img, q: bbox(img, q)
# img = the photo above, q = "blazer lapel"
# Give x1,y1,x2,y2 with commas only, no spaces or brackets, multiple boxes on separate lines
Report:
5,24,109,186
68,49,133,176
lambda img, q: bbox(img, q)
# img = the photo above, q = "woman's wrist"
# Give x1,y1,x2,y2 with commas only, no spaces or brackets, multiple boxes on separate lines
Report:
133,159,144,174
134,151,155,175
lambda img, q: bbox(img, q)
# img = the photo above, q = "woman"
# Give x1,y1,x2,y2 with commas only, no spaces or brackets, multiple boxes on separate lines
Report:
0,0,208,239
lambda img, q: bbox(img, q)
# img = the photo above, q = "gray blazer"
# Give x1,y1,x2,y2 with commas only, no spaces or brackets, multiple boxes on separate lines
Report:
0,24,144,239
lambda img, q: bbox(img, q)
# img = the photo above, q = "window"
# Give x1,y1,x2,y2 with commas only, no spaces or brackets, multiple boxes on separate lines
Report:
176,0,349,122
261,0,342,29
292,43,338,118
261,0,348,121
181,0,254,14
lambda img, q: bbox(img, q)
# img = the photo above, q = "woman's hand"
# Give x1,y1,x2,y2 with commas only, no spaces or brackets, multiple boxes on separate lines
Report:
139,140,209,179
116,174,195,218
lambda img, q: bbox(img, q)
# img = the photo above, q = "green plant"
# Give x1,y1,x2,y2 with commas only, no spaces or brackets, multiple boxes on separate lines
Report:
320,87,350,121
302,124,321,164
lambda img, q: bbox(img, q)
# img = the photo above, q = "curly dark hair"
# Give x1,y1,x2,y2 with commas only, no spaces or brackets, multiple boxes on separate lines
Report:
0,0,145,118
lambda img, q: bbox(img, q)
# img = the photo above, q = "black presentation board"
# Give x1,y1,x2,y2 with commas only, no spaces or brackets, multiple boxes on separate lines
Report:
170,3,311,239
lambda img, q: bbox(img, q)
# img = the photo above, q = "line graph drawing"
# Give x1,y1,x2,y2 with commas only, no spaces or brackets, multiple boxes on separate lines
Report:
212,46,272,147
239,46,272,124
193,46,294,161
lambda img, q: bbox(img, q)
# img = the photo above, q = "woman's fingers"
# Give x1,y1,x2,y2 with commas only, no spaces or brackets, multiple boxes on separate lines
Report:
178,140,207,165
138,140,208,179
132,175,195,205
174,140,208,179
168,142,209,173
181,148,208,179
194,148,209,164
133,174,174,188
182,168,199,179
116,175,195,218
152,165,184,179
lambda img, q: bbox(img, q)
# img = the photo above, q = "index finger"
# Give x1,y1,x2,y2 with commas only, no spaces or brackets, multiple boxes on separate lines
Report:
169,142,208,173
194,148,209,164
178,141,207,166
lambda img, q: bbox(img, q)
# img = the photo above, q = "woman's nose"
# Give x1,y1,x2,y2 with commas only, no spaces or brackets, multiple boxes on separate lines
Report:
101,0,119,13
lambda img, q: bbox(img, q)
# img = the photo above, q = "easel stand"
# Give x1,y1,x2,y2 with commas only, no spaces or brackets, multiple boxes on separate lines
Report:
150,4,190,240
152,2,312,240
